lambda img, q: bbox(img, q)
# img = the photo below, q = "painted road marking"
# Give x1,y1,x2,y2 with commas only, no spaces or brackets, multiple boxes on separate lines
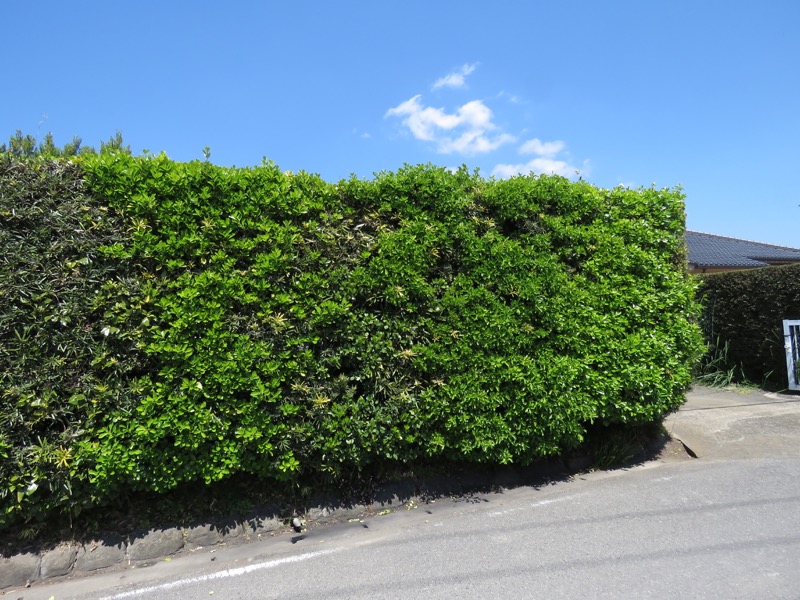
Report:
99,549,337,599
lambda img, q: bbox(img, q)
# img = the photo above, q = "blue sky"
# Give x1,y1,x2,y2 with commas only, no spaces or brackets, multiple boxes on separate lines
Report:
3,1,798,246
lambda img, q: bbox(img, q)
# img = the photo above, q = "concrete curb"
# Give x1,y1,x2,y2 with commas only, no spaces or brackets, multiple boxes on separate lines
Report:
0,519,280,591
1,461,574,591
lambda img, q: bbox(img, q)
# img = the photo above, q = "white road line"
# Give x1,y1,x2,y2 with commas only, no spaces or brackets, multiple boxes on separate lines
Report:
99,549,337,599
486,493,586,518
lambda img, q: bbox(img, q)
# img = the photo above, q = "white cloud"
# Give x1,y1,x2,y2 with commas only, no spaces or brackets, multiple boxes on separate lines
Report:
518,138,565,157
385,95,515,155
432,63,477,90
491,157,579,179
386,95,457,141
386,75,587,168
439,131,516,155
491,137,582,178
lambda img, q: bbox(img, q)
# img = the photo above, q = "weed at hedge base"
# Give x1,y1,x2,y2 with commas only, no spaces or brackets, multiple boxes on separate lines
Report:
694,338,746,388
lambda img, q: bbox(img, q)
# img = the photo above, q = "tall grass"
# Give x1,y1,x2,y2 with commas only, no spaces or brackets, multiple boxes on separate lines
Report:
694,338,745,387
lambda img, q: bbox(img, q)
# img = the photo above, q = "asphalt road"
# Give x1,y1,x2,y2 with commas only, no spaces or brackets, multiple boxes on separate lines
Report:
19,387,800,600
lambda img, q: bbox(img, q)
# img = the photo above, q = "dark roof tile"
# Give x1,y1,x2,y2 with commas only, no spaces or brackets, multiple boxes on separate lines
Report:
686,230,800,268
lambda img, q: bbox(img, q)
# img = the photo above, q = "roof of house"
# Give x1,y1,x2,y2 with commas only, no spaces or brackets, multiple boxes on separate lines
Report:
686,230,800,269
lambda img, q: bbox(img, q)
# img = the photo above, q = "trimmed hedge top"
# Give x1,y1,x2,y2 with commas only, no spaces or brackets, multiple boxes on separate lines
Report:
0,152,702,529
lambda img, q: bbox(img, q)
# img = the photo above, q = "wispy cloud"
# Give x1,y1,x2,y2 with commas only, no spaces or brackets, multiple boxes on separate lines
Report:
518,138,565,157
496,91,520,104
492,137,580,178
432,63,477,90
439,130,515,154
385,95,514,155
491,157,577,179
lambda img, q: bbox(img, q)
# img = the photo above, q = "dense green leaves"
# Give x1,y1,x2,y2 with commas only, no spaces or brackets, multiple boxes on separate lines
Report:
0,155,149,525
697,264,800,386
0,154,702,531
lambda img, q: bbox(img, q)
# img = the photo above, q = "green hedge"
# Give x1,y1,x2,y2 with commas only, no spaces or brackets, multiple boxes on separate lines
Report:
697,264,800,386
0,152,702,530
0,155,154,528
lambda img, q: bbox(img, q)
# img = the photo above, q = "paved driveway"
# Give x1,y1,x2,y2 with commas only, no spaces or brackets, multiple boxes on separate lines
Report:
665,385,800,460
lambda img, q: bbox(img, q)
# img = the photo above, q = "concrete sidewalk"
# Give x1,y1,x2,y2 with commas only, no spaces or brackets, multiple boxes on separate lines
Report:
665,385,800,460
